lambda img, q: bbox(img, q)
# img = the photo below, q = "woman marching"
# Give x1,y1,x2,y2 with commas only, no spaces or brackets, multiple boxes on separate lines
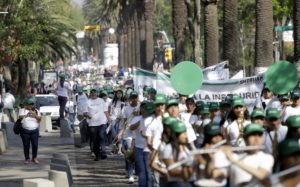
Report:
18,97,41,164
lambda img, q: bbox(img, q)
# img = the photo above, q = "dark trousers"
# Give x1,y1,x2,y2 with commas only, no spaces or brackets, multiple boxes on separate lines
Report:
89,125,107,158
58,96,67,119
20,128,39,160
134,148,153,187
78,115,89,143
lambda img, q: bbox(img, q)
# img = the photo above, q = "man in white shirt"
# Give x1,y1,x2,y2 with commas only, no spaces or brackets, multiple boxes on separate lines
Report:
263,108,287,170
56,73,71,119
3,88,15,122
84,88,109,161
254,87,280,112
282,91,300,123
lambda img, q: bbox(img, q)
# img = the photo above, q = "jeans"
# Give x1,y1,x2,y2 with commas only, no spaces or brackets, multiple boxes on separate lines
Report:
58,96,67,119
123,139,134,177
110,120,120,144
78,115,89,143
89,125,107,158
135,148,152,187
20,128,39,160
69,113,75,129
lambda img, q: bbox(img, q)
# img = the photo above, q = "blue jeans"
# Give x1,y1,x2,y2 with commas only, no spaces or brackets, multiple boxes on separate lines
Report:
78,115,89,143
20,128,39,160
110,120,120,143
123,139,134,177
58,96,67,119
89,125,107,158
134,148,152,187
69,113,75,129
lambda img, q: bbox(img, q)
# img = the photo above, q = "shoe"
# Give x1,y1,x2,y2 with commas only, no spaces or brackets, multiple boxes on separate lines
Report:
32,158,39,164
100,155,107,160
94,157,99,161
128,176,134,184
24,159,30,164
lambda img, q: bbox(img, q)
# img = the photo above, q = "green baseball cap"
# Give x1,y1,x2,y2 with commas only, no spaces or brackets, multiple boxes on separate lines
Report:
196,100,204,109
232,98,245,108
291,91,300,99
154,93,166,105
163,117,178,126
171,120,186,133
209,102,220,111
130,91,139,98
142,101,155,113
204,123,222,136
251,109,265,118
278,138,300,156
200,105,210,115
100,90,108,96
243,123,264,136
265,108,279,119
25,97,35,105
285,115,300,128
166,98,178,107
147,87,157,95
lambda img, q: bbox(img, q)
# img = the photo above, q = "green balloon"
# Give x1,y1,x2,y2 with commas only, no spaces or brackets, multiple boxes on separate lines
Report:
264,61,298,95
170,61,203,95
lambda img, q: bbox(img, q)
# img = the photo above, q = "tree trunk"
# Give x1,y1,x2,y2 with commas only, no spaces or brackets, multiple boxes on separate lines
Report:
254,0,273,74
117,30,125,68
223,0,239,75
124,31,129,69
127,24,133,68
203,0,219,67
134,15,141,68
18,58,28,99
172,0,187,64
144,0,155,70
294,0,300,63
139,18,147,69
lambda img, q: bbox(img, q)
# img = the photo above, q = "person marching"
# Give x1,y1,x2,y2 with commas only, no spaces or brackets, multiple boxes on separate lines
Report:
225,98,251,147
282,91,300,123
250,109,265,126
56,73,71,119
18,97,41,164
76,86,89,147
145,93,166,187
222,124,274,186
84,88,109,161
285,115,300,139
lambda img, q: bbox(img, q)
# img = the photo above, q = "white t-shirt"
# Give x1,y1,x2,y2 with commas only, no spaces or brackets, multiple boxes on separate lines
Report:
179,113,197,143
132,116,148,150
57,80,70,97
109,101,124,121
230,151,274,187
145,115,164,150
66,101,75,113
86,98,108,126
77,94,88,115
178,103,187,113
122,104,140,139
263,125,288,154
227,120,251,146
3,92,15,109
19,108,41,130
255,96,280,111
282,106,300,122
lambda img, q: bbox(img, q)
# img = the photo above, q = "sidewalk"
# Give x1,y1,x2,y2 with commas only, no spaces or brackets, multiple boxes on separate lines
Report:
0,129,137,187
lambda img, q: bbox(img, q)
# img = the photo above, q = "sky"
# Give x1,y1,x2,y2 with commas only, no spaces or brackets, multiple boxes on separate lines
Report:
71,0,83,7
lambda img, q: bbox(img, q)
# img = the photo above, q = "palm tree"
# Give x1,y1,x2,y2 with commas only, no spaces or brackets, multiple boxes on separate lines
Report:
223,0,239,75
203,0,219,67
254,0,273,74
294,0,300,64
172,0,187,64
144,0,155,70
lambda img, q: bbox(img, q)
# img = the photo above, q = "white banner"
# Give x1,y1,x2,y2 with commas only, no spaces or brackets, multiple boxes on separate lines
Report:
134,68,264,111
202,61,229,80
230,70,244,79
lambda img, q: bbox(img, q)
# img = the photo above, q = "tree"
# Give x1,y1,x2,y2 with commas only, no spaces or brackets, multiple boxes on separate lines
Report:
294,0,300,64
254,0,273,74
203,0,219,67
223,0,239,75
172,0,188,64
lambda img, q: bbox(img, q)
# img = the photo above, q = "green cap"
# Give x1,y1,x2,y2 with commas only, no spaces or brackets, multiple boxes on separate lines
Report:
209,102,220,111
154,94,166,105
200,105,210,115
204,123,221,136
147,87,157,95
251,109,265,118
163,117,177,126
77,86,83,93
278,138,300,156
286,115,300,128
229,94,242,101
142,102,155,113
196,101,204,109
166,98,178,107
232,98,245,108
130,91,139,98
171,120,186,133
220,99,231,107
100,90,108,96
243,123,264,136
265,108,279,119
291,91,300,99
59,73,66,79
25,97,35,105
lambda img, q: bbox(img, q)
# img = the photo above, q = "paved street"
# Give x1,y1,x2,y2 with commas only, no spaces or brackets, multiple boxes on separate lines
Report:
0,129,137,187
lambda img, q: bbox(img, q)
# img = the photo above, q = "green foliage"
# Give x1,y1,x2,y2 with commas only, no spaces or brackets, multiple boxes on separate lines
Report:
153,0,172,36
273,0,293,21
